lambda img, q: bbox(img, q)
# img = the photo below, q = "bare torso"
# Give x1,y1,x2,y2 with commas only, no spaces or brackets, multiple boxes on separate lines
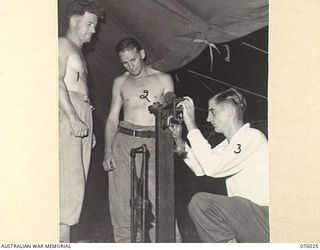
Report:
61,37,89,96
119,70,169,126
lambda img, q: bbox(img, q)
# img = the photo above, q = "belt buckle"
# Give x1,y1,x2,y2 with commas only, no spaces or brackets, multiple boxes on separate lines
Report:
83,95,89,102
132,129,141,138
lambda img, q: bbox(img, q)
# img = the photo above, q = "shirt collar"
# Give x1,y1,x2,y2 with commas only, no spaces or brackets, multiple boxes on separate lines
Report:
222,123,250,146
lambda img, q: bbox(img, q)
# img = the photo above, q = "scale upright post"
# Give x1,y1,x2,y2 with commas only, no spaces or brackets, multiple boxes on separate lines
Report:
149,102,175,243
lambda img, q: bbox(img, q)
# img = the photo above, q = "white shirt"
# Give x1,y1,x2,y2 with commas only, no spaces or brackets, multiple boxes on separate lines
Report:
184,123,269,206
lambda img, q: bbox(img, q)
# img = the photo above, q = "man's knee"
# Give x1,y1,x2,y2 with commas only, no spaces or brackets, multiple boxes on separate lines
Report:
188,192,209,217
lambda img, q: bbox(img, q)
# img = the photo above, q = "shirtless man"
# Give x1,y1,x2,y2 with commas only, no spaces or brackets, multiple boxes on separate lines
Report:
103,37,181,242
58,0,103,243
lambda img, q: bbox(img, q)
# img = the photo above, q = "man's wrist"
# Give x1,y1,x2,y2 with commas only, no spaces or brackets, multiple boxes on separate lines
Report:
175,138,185,146
186,122,197,132
174,141,187,158
69,113,79,122
104,150,112,154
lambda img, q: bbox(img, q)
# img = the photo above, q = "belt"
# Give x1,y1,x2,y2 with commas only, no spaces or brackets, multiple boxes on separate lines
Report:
83,95,90,103
119,126,155,138
83,95,95,111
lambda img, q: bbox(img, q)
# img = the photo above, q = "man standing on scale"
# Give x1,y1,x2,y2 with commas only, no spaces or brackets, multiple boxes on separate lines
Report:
103,37,181,242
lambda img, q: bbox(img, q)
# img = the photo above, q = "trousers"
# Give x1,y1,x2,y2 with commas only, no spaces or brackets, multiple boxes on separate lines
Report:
108,121,181,242
188,192,269,243
59,91,93,226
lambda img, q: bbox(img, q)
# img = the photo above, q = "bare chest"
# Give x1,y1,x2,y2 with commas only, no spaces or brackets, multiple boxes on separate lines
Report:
67,53,88,77
121,80,165,105
64,51,89,94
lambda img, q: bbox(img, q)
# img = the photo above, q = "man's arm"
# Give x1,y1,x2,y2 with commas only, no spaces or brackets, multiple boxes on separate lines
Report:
177,97,267,178
161,73,174,96
183,144,206,176
58,39,88,137
175,127,266,178
103,77,123,171
171,124,206,176
187,128,267,177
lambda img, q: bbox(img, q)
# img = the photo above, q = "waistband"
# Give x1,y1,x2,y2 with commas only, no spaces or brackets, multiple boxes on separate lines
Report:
68,91,90,104
119,121,155,131
119,121,155,138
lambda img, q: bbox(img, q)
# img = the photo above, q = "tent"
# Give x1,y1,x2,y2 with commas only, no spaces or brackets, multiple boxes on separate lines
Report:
58,0,268,242
58,0,268,132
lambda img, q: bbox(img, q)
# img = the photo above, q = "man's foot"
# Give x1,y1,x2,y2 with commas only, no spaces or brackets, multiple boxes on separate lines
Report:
227,238,237,243
60,224,70,243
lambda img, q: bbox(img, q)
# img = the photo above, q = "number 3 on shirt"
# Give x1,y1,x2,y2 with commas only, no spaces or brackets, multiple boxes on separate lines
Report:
234,144,242,154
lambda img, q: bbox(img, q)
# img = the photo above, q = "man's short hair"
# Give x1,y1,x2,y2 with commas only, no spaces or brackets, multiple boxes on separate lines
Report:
213,88,247,120
66,0,104,21
115,37,143,54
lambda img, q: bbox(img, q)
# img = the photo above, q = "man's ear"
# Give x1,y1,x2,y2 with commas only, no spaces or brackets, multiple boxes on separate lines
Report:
69,15,78,29
227,104,235,118
140,49,146,60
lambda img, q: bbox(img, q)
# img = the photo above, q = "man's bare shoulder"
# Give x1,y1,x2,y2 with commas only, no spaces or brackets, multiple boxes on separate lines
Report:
150,70,173,89
113,72,130,87
58,37,77,56
58,37,68,43
114,72,130,82
59,37,70,49
149,68,171,80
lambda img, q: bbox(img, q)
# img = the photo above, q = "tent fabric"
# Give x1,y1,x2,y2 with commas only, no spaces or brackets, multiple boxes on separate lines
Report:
58,0,268,133
58,0,268,73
